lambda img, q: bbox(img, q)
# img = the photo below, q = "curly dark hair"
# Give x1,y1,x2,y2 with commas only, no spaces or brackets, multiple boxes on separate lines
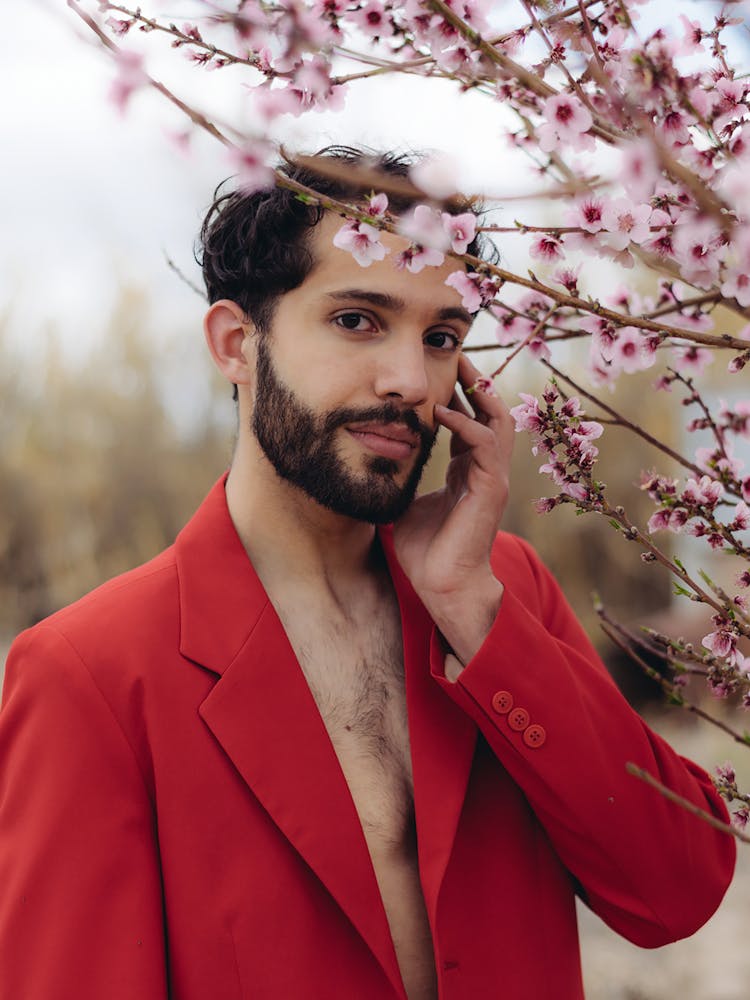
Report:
196,145,496,397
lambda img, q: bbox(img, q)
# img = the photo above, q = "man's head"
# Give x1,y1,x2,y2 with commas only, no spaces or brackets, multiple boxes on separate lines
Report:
197,145,489,343
198,146,494,523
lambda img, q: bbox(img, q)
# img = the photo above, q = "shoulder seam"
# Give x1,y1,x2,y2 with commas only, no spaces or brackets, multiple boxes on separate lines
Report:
34,625,155,808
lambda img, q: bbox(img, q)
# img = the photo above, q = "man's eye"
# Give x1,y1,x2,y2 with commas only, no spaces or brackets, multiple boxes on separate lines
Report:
425,330,460,351
334,312,375,331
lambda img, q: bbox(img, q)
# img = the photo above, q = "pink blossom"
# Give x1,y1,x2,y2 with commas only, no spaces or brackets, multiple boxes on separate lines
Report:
529,234,564,261
108,50,147,115
516,290,555,315
367,192,388,217
228,141,275,195
349,0,394,38
394,245,446,273
716,761,736,784
534,497,558,514
661,109,693,146
441,212,476,254
493,308,534,345
469,375,496,397
580,316,617,363
444,271,498,313
561,481,589,502
647,507,688,533
682,475,723,507
695,442,744,479
288,57,345,114
181,23,203,42
552,264,581,294
721,162,750,215
567,197,605,234
671,345,714,376
274,3,335,71
565,432,600,465
332,220,389,267
621,139,661,201
672,216,724,288
105,16,133,37
539,461,567,486
251,85,302,121
677,15,704,55
563,228,601,257
600,199,652,251
729,501,750,531
561,397,583,419
410,154,460,199
538,94,595,154
610,327,657,373
702,624,739,664
714,76,749,134
737,570,750,588
729,353,750,375
640,471,678,499
721,266,750,307
509,393,544,434
528,338,551,362
397,205,451,252
687,84,716,121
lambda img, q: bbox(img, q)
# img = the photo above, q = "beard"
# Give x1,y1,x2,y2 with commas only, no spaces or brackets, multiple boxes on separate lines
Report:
251,337,437,523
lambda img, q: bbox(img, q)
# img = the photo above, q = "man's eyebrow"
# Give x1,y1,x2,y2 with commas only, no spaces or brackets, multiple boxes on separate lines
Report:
324,289,473,326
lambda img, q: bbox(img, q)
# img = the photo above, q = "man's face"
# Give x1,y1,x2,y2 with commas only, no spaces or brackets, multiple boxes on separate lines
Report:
248,213,473,523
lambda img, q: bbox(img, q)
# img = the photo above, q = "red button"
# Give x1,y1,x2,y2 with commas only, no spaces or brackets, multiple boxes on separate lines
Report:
491,690,513,714
508,707,530,732
523,724,546,748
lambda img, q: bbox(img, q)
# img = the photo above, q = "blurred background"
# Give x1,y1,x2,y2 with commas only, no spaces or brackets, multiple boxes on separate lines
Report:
2,3,748,997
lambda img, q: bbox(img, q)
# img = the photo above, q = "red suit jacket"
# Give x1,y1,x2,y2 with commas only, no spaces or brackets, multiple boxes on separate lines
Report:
0,478,735,999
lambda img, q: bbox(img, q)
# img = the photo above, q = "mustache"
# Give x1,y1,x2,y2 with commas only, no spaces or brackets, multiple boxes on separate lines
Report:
322,403,435,450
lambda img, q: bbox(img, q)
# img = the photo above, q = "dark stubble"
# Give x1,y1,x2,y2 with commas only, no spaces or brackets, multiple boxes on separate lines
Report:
251,337,437,524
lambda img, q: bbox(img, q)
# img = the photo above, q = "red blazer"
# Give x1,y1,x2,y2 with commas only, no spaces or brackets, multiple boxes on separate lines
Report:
0,478,735,999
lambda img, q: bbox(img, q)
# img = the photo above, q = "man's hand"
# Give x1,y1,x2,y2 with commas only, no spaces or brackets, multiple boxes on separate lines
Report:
392,353,515,670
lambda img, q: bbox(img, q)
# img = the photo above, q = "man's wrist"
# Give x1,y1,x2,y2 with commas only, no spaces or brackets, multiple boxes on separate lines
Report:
426,575,505,670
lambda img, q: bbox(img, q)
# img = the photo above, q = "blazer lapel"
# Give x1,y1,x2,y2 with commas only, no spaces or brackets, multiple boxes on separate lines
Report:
175,479,405,998
378,527,478,927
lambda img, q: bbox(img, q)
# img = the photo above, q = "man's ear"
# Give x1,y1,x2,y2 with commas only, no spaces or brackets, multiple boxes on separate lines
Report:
203,299,256,388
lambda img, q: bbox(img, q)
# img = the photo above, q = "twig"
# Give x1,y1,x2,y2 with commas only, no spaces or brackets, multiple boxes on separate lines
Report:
163,253,206,300
599,621,750,747
626,763,750,844
541,360,707,481
490,306,557,378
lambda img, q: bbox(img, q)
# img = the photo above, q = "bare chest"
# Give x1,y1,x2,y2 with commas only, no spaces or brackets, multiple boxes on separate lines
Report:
275,601,438,999
293,615,415,852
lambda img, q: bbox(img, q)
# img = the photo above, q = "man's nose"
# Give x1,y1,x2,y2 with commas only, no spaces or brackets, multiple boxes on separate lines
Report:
373,337,429,406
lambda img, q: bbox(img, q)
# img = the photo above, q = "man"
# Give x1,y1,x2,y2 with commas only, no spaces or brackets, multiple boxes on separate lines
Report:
0,148,736,1000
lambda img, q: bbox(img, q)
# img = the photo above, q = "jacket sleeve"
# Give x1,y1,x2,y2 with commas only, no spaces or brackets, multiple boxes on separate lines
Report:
429,534,736,947
0,626,168,1000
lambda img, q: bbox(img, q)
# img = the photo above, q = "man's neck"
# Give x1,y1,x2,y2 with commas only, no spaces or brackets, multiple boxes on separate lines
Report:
225,447,383,600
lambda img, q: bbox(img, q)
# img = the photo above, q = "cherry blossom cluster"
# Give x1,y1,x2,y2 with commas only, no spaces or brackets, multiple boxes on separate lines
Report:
509,384,604,510
714,762,750,831
331,195,478,272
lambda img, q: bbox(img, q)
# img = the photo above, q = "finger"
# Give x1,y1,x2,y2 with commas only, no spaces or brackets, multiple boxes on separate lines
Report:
435,404,503,464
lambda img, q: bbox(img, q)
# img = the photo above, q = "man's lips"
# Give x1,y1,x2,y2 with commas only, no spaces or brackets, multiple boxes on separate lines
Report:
346,422,419,460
